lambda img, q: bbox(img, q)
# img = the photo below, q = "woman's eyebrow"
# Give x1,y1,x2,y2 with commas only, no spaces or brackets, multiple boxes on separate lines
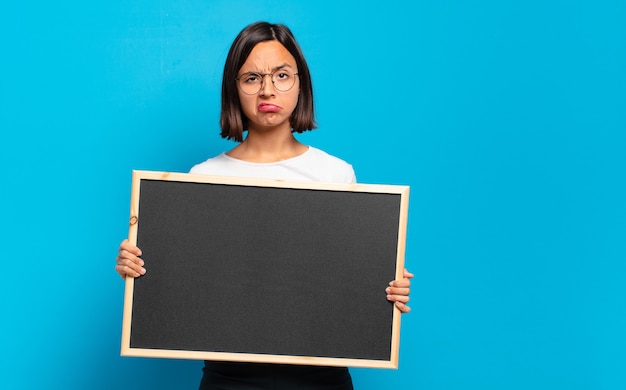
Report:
272,63,291,70
241,63,294,74
267,63,296,72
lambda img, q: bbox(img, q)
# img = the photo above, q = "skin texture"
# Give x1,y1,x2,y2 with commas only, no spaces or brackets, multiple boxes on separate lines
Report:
115,40,413,313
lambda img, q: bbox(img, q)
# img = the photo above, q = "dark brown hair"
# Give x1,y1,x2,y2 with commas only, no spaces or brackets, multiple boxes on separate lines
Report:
220,22,316,142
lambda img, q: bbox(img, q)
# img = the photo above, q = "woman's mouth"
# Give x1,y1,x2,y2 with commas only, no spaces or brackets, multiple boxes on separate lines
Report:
258,103,281,113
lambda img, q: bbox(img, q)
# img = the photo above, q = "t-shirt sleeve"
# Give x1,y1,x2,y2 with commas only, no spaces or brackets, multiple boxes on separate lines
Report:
346,166,357,184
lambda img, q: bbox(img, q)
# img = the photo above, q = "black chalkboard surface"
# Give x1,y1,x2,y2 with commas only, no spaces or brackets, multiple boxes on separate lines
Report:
121,170,409,368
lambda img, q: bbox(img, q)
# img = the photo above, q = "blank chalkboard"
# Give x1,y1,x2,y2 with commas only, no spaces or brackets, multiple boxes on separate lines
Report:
121,170,409,368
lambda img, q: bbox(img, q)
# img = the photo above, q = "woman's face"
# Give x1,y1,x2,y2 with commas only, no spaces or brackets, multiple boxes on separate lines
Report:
236,40,300,132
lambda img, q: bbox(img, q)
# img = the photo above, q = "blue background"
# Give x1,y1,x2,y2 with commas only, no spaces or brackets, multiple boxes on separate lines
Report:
1,1,625,389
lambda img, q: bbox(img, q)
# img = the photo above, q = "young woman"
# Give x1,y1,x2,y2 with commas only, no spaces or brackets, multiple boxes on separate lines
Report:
116,21,413,390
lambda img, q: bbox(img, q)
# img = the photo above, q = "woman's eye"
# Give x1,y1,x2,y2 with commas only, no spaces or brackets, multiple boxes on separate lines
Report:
244,74,260,83
276,72,290,80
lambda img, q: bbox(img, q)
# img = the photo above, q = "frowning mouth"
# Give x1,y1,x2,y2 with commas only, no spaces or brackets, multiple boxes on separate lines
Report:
258,103,281,113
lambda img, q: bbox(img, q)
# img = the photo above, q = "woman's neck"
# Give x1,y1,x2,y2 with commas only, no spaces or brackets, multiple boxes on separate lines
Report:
226,126,308,163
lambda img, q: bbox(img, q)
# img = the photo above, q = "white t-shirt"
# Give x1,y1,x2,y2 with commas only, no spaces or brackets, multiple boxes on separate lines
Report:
189,146,356,184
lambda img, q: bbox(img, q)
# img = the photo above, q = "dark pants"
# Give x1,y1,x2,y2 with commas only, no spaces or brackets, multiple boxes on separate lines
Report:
198,361,354,390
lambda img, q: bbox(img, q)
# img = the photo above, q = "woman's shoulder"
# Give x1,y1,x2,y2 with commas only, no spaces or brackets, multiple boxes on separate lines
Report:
306,146,350,165
188,153,231,175
302,146,357,183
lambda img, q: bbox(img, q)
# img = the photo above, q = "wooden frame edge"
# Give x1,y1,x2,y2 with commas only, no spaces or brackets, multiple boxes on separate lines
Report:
121,348,397,369
131,169,409,195
390,185,410,369
120,171,141,355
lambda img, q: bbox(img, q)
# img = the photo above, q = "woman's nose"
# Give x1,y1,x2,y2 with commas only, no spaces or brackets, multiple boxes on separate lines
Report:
259,74,274,96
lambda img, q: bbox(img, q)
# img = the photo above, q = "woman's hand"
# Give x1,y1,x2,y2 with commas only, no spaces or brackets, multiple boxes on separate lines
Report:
386,268,414,313
115,239,146,279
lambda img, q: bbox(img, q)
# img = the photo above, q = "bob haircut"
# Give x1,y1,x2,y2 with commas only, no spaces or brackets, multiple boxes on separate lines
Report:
220,22,316,142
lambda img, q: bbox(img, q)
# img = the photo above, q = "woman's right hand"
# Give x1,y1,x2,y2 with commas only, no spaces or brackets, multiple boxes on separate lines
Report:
115,239,146,279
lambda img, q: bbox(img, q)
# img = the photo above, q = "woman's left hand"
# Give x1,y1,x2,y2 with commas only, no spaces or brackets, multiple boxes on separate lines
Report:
386,268,414,313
